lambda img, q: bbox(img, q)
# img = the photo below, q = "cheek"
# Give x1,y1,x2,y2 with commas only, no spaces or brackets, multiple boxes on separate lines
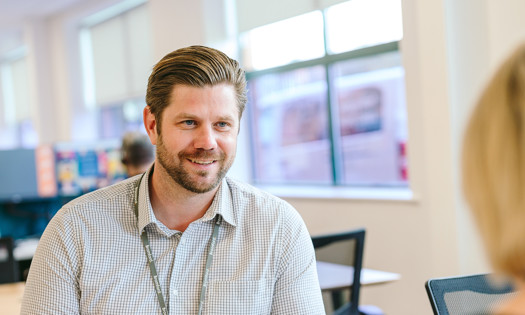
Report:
219,134,238,152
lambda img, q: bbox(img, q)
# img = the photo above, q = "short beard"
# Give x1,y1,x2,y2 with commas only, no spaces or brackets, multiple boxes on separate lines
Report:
156,134,232,194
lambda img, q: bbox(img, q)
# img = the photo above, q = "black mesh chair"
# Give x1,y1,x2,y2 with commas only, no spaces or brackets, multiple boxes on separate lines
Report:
313,229,383,315
0,237,20,284
425,273,517,315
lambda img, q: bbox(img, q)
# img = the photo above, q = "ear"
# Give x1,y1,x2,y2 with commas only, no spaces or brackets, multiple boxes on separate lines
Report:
144,106,158,145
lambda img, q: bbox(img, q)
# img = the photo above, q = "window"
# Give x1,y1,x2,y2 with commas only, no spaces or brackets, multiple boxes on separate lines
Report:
0,48,38,149
249,65,332,184
79,0,153,140
325,0,403,54
242,0,407,188
240,11,325,71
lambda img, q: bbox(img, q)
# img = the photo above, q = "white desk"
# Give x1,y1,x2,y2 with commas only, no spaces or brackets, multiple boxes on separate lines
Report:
13,240,402,290
316,261,400,291
0,282,25,315
13,238,39,261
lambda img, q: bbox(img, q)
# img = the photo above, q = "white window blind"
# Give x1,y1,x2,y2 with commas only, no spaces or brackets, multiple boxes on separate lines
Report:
0,56,31,124
125,5,153,98
85,3,153,107
235,0,348,33
11,58,31,122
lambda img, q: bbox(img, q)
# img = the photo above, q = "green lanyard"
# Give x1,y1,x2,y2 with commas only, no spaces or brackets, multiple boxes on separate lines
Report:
134,174,222,315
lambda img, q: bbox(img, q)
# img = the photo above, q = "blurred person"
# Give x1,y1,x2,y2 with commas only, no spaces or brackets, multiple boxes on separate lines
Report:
462,42,525,314
121,131,155,177
21,45,325,314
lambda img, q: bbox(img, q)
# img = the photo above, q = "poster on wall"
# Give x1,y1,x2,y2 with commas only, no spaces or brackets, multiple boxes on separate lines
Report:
55,141,126,196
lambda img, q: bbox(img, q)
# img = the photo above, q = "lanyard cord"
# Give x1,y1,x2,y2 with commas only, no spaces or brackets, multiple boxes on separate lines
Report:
198,215,222,315
134,173,222,314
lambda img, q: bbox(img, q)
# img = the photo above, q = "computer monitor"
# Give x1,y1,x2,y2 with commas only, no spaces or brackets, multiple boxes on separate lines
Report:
0,146,57,202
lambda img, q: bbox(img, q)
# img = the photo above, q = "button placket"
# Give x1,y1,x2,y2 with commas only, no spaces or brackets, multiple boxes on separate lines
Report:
168,233,182,310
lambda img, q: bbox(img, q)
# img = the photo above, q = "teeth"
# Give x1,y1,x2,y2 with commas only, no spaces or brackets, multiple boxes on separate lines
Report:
190,159,214,165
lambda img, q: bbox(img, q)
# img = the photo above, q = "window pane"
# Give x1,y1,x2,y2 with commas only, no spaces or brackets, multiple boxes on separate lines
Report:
240,11,325,71
98,98,145,139
325,0,403,54
248,66,332,184
331,51,408,186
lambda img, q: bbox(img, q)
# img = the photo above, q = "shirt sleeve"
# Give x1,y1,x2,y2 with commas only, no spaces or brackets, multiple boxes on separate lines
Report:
271,206,325,315
21,208,81,315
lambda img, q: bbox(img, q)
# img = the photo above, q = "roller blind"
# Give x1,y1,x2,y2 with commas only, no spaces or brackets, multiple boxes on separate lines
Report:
0,56,31,124
235,0,348,33
87,3,153,107
11,58,30,122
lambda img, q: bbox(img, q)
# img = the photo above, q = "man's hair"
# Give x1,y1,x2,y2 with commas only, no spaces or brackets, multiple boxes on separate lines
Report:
462,42,525,279
145,45,247,131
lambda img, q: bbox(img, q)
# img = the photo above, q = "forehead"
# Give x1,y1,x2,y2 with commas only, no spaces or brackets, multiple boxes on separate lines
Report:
166,83,238,116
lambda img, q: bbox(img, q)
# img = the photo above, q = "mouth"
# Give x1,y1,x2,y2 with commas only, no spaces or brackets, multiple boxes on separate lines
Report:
188,158,216,165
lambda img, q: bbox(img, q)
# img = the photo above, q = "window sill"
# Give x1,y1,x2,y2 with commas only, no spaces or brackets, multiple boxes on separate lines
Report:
255,184,415,202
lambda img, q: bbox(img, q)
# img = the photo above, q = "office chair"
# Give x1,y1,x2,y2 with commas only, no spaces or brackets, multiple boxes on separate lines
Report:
312,229,383,315
0,237,20,284
425,273,517,315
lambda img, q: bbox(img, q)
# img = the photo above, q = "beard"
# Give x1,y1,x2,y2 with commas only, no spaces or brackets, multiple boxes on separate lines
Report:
155,134,234,194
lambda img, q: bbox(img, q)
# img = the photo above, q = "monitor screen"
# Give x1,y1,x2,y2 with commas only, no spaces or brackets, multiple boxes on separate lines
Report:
0,147,57,202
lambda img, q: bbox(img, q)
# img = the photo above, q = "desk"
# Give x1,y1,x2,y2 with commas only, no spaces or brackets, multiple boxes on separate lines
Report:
13,238,39,282
14,238,39,261
316,261,400,291
0,282,25,315
0,262,398,314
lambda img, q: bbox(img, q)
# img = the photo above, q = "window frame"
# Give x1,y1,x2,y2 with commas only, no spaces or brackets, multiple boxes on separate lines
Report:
245,41,403,187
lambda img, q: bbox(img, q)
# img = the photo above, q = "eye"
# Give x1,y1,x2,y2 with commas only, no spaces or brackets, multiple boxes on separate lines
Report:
216,122,229,128
182,120,196,126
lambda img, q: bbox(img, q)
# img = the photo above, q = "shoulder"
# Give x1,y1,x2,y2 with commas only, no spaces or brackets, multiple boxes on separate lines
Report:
225,177,297,213
51,176,139,228
63,176,137,211
224,177,306,230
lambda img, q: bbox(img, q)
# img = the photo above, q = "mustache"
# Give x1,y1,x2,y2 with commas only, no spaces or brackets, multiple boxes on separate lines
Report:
179,150,223,161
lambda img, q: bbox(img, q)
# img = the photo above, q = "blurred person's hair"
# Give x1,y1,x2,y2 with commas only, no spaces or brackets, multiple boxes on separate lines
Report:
145,45,247,132
121,131,155,177
462,42,525,278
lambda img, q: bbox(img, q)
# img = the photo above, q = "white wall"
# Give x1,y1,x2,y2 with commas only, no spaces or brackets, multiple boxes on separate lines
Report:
3,0,525,314
445,0,525,277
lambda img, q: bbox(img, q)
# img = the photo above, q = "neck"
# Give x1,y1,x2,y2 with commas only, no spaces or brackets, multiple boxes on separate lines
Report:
148,164,218,232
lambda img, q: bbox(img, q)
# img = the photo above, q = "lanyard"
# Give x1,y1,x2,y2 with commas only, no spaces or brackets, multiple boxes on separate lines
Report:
134,174,222,315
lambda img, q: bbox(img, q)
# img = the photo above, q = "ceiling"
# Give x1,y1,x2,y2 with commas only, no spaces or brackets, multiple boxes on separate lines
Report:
0,0,88,52
0,0,86,30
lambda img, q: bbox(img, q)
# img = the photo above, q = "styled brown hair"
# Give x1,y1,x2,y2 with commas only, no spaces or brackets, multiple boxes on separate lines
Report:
145,45,247,131
462,42,525,278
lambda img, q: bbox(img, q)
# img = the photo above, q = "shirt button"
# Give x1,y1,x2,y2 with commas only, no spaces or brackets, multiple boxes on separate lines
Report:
180,239,186,246
172,289,178,296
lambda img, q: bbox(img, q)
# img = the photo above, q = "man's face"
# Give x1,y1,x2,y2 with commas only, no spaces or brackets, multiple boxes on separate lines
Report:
150,83,239,194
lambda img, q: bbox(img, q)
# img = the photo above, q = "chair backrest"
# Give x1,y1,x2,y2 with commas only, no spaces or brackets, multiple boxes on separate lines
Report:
0,237,20,284
425,273,517,315
312,229,365,315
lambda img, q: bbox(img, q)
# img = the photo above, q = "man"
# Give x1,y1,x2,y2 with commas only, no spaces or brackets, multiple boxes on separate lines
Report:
121,131,155,177
21,46,325,314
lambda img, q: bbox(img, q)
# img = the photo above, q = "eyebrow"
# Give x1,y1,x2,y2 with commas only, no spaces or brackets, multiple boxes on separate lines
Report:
175,113,236,122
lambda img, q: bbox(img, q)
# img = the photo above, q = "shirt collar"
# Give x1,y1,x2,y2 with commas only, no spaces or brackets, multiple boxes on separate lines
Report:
135,166,237,235
204,178,237,227
136,167,154,235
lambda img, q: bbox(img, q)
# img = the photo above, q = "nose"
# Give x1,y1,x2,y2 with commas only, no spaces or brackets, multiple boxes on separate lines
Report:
194,125,217,150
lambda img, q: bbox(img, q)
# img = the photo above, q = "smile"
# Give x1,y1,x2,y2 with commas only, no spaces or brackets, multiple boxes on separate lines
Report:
188,158,216,165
